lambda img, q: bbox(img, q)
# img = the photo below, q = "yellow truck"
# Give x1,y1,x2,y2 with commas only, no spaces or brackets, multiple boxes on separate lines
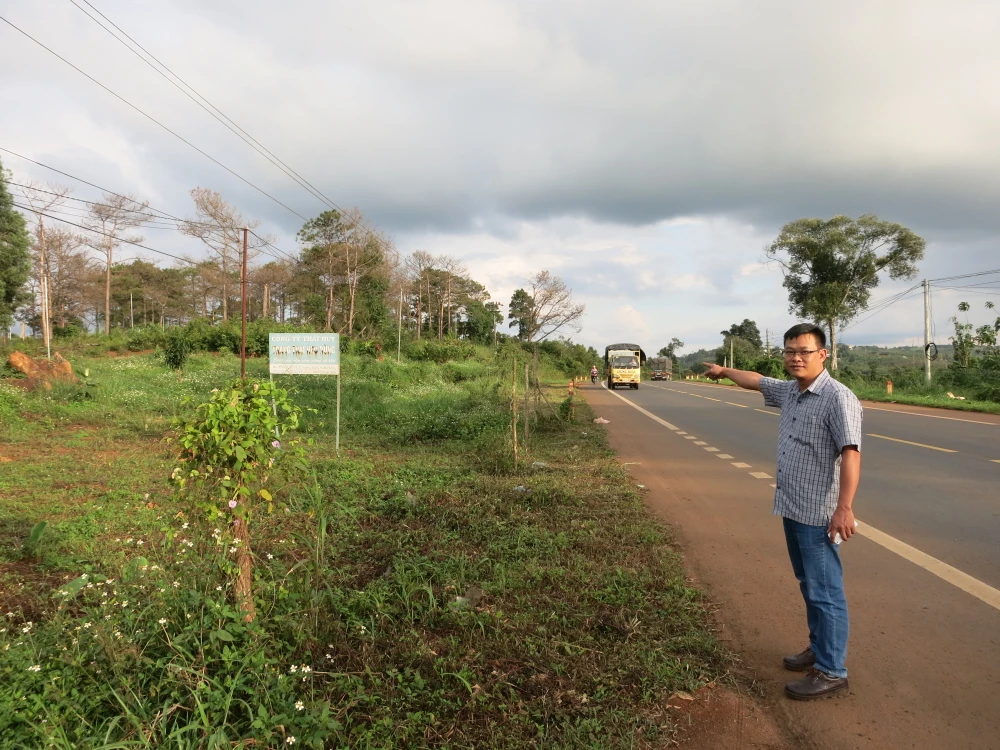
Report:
604,343,646,390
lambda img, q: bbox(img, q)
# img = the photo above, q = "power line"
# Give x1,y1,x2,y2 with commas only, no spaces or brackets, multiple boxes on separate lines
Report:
1,147,211,227
840,284,923,333
3,149,301,263
0,13,308,221
67,0,341,215
12,201,198,266
928,268,1000,283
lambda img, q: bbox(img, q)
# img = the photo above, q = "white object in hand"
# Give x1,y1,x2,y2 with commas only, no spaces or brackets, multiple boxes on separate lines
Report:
832,520,859,545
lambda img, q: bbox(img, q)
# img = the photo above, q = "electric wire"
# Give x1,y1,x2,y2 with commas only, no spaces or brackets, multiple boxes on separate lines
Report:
12,202,198,266
4,150,301,263
67,0,341,214
0,13,309,221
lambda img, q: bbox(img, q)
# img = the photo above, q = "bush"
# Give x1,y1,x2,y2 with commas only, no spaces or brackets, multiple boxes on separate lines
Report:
126,326,165,352
405,339,477,363
162,328,190,372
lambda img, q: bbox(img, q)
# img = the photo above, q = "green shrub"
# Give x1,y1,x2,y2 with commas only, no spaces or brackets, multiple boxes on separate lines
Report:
162,328,190,372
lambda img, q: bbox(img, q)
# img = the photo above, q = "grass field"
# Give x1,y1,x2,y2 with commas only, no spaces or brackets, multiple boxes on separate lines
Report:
0,349,724,749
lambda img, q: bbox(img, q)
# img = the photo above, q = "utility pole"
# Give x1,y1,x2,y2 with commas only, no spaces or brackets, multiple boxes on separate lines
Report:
240,227,248,380
765,328,770,358
397,287,403,363
730,337,734,370
130,293,134,329
923,279,932,383
37,216,52,358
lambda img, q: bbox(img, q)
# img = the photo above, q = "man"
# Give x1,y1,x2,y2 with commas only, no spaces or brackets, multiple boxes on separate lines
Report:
702,323,862,700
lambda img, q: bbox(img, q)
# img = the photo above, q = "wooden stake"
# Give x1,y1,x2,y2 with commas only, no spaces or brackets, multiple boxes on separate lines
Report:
511,358,519,467
524,362,530,449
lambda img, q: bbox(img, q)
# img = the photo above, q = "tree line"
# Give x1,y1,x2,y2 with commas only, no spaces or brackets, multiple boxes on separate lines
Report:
0,158,585,350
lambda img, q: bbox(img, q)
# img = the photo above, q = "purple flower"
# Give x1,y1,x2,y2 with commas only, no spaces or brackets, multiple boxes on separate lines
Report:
271,440,280,449
228,500,238,509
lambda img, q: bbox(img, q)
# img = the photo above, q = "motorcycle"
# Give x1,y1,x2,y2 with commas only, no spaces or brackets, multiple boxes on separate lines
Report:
591,372,598,384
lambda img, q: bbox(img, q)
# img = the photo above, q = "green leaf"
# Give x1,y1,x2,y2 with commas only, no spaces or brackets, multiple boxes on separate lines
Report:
259,489,272,502
213,629,235,642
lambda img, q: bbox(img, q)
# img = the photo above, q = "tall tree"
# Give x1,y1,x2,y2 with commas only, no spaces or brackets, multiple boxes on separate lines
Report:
183,188,263,322
720,320,762,350
507,288,534,340
507,271,585,342
17,182,73,345
0,161,31,335
657,337,685,368
766,214,924,370
84,192,152,333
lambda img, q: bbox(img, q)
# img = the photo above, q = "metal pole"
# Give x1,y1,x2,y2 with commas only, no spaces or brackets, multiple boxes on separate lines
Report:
240,227,248,380
923,279,932,383
397,287,402,363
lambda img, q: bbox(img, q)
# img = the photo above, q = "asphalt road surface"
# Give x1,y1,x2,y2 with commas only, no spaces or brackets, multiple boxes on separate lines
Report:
582,379,1000,750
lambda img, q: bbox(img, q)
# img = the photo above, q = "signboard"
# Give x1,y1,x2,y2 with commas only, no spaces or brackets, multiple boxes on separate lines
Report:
269,333,340,375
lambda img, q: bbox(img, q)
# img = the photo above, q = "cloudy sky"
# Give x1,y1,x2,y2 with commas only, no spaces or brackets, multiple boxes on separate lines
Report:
3,0,999,351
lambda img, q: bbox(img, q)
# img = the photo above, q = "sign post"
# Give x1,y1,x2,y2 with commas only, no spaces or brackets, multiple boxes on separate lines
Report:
269,332,342,453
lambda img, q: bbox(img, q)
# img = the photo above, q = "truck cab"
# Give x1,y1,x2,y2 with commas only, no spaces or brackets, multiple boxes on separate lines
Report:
604,343,646,390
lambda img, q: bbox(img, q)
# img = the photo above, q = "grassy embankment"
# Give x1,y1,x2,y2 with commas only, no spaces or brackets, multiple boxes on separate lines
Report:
0,347,723,749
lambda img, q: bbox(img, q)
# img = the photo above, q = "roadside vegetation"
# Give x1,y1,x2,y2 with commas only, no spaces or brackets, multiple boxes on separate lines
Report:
668,300,1000,414
0,342,723,749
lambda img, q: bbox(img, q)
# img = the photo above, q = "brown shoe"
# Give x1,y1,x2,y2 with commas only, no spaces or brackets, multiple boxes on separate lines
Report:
782,647,816,672
784,668,849,701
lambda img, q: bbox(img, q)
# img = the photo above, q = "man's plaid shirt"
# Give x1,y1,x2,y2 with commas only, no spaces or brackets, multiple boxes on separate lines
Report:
759,369,864,526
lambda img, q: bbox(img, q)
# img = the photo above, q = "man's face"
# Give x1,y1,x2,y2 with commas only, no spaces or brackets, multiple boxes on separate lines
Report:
783,334,828,380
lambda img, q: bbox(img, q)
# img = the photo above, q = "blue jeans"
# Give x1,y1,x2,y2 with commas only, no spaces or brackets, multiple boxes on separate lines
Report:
782,517,849,678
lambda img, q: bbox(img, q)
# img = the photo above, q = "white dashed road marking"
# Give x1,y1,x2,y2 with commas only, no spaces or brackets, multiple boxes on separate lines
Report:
750,471,773,479
600,381,1000,613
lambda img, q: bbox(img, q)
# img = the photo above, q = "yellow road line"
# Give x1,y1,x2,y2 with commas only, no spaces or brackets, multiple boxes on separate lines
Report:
750,471,773,479
726,402,748,408
867,433,956,453
704,397,721,402
856,522,1000,612
992,460,1000,464
755,409,778,416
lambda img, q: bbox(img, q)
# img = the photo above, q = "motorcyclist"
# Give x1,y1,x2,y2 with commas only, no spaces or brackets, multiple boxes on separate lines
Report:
590,365,598,383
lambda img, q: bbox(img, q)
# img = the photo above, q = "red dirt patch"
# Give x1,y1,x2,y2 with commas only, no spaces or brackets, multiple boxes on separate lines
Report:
670,685,790,749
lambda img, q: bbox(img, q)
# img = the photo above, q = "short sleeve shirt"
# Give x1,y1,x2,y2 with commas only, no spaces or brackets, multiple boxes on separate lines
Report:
759,369,863,526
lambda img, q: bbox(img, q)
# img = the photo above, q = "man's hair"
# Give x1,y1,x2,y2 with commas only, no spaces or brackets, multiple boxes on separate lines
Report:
783,323,827,348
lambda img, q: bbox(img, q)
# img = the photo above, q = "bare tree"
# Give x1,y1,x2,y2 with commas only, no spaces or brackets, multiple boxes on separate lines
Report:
84,193,152,334
18,182,73,350
43,228,91,328
405,250,436,338
513,270,586,342
183,188,264,322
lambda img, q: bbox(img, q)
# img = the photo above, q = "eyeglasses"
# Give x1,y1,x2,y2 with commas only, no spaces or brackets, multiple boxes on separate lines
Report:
782,349,821,358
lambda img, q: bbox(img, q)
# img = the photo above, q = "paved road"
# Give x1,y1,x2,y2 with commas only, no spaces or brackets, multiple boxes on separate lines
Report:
582,380,1000,750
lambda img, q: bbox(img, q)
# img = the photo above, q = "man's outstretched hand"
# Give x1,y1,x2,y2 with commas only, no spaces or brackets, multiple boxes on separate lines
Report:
702,362,725,380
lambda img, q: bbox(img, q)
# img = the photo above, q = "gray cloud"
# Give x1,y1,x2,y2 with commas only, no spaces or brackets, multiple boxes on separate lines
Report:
4,0,999,348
